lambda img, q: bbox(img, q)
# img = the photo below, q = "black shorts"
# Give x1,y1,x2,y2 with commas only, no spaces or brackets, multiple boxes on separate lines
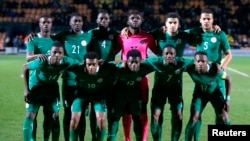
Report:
151,84,183,111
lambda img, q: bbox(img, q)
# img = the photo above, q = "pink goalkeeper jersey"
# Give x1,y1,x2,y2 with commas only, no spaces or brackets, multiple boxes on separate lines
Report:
116,30,157,60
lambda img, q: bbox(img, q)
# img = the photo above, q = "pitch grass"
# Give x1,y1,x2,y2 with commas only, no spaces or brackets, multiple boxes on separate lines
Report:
0,54,249,141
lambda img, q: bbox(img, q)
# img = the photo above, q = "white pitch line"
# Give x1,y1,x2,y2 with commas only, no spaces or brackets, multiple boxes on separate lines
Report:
227,67,250,78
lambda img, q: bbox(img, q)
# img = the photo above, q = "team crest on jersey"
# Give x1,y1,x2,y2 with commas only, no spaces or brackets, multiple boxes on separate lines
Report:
81,40,87,46
109,34,114,40
97,78,103,83
140,39,146,44
207,81,213,85
136,77,142,81
210,37,217,43
176,39,182,44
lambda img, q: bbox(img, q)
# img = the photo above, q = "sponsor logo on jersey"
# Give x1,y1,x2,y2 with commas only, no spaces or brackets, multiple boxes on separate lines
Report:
207,81,213,86
97,78,103,83
211,37,217,43
81,40,87,46
109,34,114,40
176,39,182,44
140,39,146,44
136,77,142,81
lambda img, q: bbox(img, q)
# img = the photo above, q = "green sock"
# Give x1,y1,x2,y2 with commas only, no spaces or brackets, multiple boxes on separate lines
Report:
90,110,97,141
185,122,196,141
96,128,106,141
151,122,160,141
52,117,60,141
171,117,182,141
194,119,202,141
43,118,51,141
225,121,231,125
107,121,119,141
70,129,78,141
23,117,34,141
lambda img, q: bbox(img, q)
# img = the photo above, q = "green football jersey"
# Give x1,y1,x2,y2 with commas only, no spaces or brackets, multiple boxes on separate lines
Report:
150,29,195,57
51,31,92,79
144,57,193,86
114,63,154,88
28,56,79,89
88,28,119,61
68,63,116,93
26,34,54,55
186,63,226,94
186,27,230,63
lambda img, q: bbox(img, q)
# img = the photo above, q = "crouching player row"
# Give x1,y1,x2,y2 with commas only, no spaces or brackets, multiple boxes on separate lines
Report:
22,41,231,141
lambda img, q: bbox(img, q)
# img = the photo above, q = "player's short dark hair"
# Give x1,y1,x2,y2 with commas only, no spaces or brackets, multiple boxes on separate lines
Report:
84,52,99,60
52,41,63,48
166,12,180,21
39,14,52,20
98,9,109,15
164,44,175,49
126,49,142,59
194,51,207,57
201,8,214,15
70,12,83,20
128,10,143,18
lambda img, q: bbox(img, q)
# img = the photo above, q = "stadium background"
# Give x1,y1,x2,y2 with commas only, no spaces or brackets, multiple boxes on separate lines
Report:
0,0,249,53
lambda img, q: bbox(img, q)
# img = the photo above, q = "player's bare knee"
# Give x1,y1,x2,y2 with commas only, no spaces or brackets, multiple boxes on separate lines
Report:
191,114,200,124
70,113,81,129
153,115,159,123
70,118,78,129
26,112,36,119
99,118,107,130
153,109,161,123
175,110,183,120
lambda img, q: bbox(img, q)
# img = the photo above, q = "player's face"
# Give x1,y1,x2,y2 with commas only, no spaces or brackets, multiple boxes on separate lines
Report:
39,17,52,33
127,14,142,29
165,18,179,33
127,56,141,72
194,54,208,73
85,59,99,75
162,47,176,64
70,16,83,33
200,13,214,31
50,47,64,65
96,13,110,28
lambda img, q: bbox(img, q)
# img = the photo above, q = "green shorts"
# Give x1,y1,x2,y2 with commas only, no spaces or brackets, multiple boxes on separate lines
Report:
191,88,225,114
72,98,107,113
26,84,60,113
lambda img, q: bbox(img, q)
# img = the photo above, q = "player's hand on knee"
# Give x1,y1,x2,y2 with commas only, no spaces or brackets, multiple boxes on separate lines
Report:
52,112,59,120
24,90,31,103
224,100,230,113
